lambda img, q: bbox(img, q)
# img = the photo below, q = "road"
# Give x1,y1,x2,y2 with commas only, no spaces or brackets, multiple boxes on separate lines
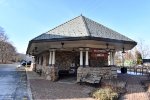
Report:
0,64,29,100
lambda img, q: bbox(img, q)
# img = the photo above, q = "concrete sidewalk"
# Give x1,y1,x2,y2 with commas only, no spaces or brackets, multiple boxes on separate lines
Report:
25,68,44,80
25,67,45,100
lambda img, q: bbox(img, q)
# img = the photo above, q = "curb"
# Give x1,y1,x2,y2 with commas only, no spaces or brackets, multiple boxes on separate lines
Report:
25,68,33,100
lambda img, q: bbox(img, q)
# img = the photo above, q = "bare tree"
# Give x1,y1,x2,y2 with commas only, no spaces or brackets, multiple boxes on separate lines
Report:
137,39,150,59
0,27,8,42
3,42,16,63
0,26,17,63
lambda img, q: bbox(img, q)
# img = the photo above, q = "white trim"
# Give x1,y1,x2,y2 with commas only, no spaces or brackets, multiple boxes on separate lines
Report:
52,50,55,65
49,51,52,65
85,48,89,66
80,49,83,66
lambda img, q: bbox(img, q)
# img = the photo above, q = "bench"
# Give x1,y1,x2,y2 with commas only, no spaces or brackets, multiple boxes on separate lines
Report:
80,73,102,87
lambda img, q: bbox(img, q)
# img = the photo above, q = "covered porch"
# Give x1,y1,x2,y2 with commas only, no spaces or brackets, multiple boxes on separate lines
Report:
28,39,135,82
26,15,137,82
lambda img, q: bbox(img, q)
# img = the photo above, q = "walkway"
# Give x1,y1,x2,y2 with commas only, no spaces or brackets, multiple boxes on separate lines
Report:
118,74,149,100
26,68,94,100
26,67,150,100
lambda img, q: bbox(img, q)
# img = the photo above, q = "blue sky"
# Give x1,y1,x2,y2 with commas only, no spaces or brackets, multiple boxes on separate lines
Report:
0,0,150,53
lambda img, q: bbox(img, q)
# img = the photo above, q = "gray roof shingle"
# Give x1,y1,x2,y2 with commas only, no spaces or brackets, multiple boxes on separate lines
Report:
32,15,135,42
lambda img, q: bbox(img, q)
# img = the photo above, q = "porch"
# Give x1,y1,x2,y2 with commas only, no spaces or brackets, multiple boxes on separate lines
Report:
32,42,118,82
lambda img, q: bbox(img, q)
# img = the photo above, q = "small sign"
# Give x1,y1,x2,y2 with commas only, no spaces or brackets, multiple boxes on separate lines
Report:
91,48,108,58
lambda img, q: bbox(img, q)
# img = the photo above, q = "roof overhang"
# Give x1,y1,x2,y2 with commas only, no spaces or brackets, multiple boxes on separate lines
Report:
26,36,137,55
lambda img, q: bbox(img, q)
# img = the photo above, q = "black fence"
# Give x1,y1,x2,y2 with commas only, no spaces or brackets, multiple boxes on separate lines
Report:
116,65,150,75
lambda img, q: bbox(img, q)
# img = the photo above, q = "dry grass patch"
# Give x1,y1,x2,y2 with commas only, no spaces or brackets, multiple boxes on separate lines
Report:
91,87,118,100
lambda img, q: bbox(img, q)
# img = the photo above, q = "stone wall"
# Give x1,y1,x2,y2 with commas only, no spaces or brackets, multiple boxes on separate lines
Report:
35,51,79,81
77,66,117,82
55,51,79,70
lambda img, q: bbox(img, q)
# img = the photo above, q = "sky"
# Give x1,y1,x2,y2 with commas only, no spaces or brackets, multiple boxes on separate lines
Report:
0,0,150,54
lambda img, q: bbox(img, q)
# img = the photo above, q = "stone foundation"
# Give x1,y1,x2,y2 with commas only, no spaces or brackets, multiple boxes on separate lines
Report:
77,66,117,82
35,64,58,81
50,66,58,81
45,66,58,81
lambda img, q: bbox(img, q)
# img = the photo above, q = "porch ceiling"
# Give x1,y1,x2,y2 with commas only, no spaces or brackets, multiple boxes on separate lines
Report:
27,40,136,55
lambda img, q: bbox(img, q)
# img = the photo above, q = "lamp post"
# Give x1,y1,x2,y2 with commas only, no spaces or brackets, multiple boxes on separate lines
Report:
122,47,126,67
121,47,127,73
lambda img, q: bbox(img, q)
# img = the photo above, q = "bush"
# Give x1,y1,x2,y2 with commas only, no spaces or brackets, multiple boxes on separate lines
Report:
91,87,118,100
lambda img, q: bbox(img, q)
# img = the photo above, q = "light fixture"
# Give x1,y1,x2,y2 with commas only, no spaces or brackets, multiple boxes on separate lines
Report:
105,43,110,52
61,42,64,48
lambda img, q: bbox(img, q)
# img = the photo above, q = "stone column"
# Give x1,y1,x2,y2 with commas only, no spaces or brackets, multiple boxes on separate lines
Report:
77,48,84,82
79,48,83,67
49,51,52,66
46,50,52,80
110,52,113,65
50,49,58,81
85,48,89,67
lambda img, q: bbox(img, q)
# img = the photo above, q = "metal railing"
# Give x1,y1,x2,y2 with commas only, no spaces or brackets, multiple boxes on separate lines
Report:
116,65,150,75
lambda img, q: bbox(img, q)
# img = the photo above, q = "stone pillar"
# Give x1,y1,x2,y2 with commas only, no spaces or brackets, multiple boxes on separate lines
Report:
46,50,52,80
110,52,113,65
77,48,84,82
85,48,89,67
79,48,83,67
50,66,58,81
50,49,58,81
49,51,52,66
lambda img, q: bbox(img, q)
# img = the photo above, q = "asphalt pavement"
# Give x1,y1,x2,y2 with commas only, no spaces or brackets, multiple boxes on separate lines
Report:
0,64,29,100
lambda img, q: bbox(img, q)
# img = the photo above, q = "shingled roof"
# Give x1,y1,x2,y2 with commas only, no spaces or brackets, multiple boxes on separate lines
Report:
32,15,135,43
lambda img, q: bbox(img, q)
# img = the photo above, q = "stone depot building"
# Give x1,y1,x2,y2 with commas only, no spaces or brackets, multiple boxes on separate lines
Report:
26,15,137,82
